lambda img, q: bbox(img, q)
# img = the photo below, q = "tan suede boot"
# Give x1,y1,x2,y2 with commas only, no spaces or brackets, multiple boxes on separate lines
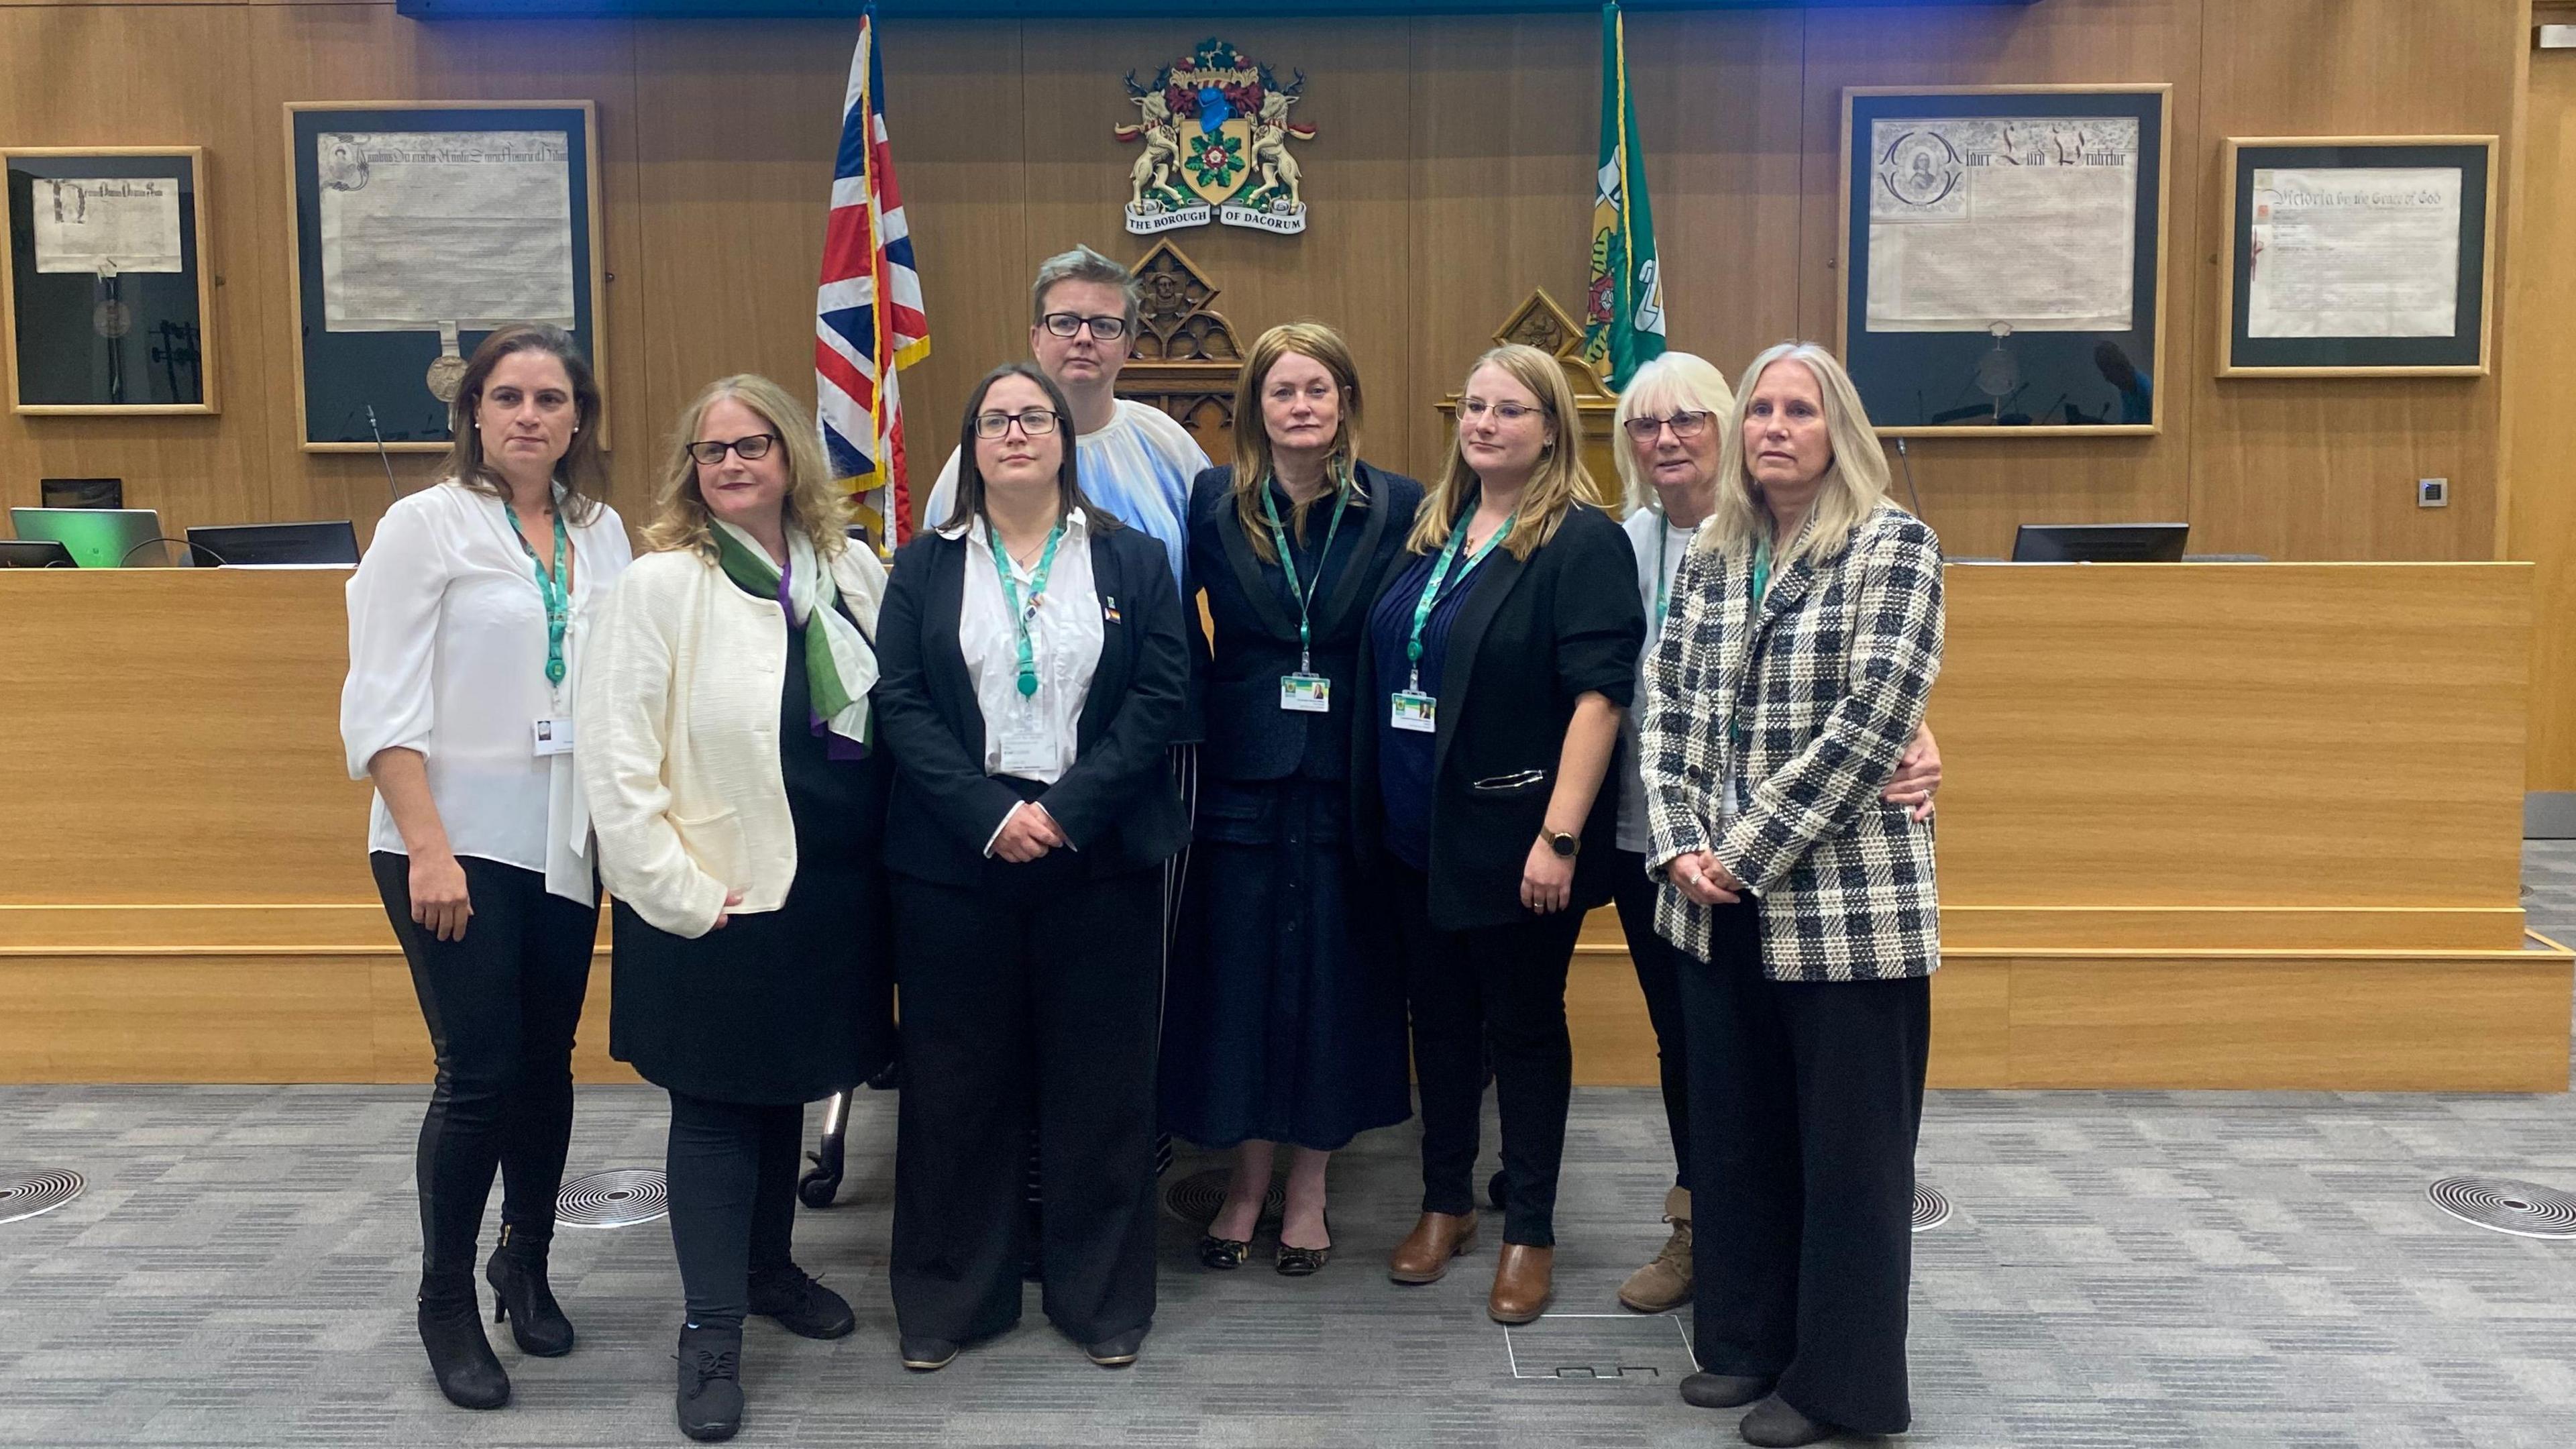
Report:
1617,1185,1693,1312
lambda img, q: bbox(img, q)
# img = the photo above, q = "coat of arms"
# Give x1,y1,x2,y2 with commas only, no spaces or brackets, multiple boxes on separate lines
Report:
1117,39,1315,236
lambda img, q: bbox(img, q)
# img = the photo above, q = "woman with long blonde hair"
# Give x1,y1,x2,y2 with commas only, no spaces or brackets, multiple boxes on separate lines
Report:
1641,343,1943,1447
1161,323,1424,1277
580,374,893,1441
1358,343,1644,1324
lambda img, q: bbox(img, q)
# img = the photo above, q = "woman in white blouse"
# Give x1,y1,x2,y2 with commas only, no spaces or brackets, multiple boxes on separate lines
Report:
339,323,631,1413
576,374,892,1443
871,362,1190,1375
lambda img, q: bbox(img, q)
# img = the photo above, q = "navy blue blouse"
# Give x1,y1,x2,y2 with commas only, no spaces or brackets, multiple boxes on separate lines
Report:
1366,544,1493,872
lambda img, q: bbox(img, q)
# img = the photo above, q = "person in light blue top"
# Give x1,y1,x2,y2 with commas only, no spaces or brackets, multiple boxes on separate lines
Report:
920,245,1208,597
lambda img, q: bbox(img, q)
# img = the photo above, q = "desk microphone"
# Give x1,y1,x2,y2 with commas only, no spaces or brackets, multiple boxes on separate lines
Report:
1894,437,1925,517
366,404,402,503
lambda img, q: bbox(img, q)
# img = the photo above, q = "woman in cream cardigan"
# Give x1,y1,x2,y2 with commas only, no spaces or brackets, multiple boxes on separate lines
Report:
578,374,893,1444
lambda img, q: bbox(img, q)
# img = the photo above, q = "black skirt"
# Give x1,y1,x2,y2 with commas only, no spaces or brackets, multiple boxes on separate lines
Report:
1159,774,1411,1150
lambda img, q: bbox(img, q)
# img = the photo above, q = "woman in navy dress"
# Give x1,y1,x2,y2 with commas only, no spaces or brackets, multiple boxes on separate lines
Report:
1161,323,1421,1275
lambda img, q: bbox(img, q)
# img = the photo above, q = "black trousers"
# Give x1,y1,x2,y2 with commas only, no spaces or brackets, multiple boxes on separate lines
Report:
371,852,597,1293
1610,849,1690,1189
665,1091,804,1333
1680,900,1931,1436
889,865,1163,1344
1388,861,1586,1247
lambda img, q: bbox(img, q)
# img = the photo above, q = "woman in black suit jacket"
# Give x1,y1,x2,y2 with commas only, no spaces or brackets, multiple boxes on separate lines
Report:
872,363,1190,1375
1160,323,1424,1277
1359,343,1644,1326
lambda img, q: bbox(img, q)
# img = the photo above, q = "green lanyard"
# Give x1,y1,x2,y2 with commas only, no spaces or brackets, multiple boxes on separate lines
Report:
1654,521,1674,629
987,518,1066,698
1732,537,1775,755
508,500,572,689
1406,508,1516,690
1260,474,1352,673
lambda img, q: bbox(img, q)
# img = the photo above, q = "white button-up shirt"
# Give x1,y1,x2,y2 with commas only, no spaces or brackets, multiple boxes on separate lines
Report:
945,507,1104,786
341,479,632,903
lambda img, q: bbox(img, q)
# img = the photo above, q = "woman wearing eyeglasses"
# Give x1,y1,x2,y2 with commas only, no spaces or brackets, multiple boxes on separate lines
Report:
1601,354,1943,1318
578,375,894,1442
1357,343,1644,1324
873,362,1190,1373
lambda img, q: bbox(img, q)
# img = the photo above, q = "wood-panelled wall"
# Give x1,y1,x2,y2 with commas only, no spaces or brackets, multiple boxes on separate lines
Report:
2509,5,2576,792
0,0,2534,572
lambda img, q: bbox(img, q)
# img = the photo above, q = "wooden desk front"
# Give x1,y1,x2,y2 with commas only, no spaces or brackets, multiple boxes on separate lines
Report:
1,564,2564,1089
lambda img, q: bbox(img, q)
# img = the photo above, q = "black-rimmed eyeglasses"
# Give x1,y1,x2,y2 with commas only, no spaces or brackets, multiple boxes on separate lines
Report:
687,433,781,465
1041,312,1130,341
975,409,1061,439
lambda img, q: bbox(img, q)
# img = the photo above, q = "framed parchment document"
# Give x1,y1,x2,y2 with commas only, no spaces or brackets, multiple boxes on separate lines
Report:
2,148,215,415
1839,86,2171,437
285,102,604,451
2217,137,2496,378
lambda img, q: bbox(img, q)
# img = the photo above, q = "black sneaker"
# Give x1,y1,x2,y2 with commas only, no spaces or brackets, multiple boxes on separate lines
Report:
747,1265,855,1340
675,1324,744,1442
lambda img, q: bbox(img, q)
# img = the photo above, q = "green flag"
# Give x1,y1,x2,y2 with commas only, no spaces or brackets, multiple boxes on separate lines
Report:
1582,0,1666,391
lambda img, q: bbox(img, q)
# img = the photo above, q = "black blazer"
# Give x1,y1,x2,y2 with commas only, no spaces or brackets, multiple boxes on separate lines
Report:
1190,461,1424,784
874,519,1192,888
1354,501,1644,931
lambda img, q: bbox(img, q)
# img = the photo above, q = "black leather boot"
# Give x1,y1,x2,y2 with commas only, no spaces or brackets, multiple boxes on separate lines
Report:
484,1222,575,1357
674,1324,745,1442
417,1285,511,1409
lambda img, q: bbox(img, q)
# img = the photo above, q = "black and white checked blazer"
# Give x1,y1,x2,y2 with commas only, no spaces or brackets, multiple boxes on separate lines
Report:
1640,502,1943,981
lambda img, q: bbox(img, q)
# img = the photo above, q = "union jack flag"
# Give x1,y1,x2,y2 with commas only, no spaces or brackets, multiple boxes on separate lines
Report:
816,1,929,554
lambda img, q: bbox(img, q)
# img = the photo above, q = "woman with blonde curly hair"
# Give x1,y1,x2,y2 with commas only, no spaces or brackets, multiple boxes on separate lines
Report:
578,374,893,1442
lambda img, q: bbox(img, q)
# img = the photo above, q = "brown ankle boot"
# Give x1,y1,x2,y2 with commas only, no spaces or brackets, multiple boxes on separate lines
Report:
1617,1185,1693,1313
1386,1211,1479,1285
1487,1243,1554,1324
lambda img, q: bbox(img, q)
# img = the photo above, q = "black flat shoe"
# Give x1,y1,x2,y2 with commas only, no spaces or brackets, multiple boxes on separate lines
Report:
417,1294,510,1410
1275,1212,1332,1277
900,1335,960,1372
1084,1326,1146,1368
1740,1393,1840,1448
484,1226,574,1358
675,1324,744,1442
1197,1234,1251,1269
747,1264,854,1340
1682,1372,1776,1409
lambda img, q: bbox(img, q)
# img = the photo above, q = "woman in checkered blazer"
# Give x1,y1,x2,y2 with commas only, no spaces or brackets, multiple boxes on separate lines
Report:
1640,342,1943,1449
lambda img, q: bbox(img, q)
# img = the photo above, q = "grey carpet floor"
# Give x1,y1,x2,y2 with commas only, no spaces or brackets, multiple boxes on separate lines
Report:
5,849,2575,1448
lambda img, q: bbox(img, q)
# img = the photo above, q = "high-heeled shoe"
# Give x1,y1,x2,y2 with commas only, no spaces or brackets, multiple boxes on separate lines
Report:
484,1224,575,1357
417,1291,510,1409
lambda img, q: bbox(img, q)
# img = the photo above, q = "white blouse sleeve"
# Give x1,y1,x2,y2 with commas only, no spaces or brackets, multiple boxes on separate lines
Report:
341,498,452,781
576,562,729,938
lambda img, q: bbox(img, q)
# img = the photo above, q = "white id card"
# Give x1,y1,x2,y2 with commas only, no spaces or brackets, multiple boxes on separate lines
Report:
531,717,575,756
1719,774,1746,830
1389,690,1437,733
1280,673,1331,713
996,712,1056,775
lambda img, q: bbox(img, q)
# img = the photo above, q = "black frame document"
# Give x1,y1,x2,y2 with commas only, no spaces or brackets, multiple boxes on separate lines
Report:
2217,137,2496,378
284,102,604,451
1839,85,2170,437
1,148,216,415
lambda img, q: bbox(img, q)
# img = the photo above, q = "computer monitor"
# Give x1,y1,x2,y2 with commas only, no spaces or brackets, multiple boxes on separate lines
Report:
9,507,168,568
41,477,123,510
0,540,76,568
2011,523,2190,564
184,521,361,568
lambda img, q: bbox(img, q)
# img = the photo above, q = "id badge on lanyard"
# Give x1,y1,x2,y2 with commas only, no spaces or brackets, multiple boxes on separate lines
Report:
1389,689,1436,733
1281,673,1331,713
532,714,576,757
996,700,1056,776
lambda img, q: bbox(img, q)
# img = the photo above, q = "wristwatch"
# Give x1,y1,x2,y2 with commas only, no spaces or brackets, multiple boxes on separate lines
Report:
1542,829,1580,859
